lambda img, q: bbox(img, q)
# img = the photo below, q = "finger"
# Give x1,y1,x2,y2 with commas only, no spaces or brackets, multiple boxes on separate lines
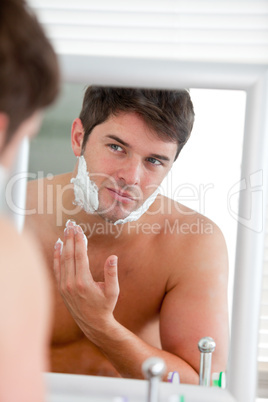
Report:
74,225,93,282
53,238,63,286
61,225,76,284
104,255,120,302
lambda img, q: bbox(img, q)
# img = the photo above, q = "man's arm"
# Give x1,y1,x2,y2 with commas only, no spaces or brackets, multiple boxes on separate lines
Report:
159,223,229,378
54,220,228,383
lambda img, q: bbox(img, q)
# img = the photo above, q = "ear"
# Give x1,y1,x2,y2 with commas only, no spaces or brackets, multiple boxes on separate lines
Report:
0,113,9,154
71,118,85,157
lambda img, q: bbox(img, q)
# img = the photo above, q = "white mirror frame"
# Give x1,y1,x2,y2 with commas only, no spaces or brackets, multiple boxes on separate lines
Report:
55,55,268,402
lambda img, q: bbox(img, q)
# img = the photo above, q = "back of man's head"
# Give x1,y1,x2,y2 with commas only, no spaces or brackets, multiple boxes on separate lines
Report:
79,86,195,160
0,0,60,145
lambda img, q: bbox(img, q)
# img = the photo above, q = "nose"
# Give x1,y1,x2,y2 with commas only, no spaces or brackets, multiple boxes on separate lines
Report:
116,158,142,186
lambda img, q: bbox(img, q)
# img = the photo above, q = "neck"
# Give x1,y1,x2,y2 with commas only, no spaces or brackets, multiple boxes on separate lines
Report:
63,208,146,244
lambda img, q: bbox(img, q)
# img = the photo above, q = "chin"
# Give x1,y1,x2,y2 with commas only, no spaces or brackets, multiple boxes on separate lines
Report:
97,201,137,223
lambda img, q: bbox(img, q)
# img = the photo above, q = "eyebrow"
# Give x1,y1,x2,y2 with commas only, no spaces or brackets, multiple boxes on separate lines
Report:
106,134,171,162
150,153,171,162
106,135,129,147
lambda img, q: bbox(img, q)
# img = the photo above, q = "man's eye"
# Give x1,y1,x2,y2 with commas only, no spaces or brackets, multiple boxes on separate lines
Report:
109,144,123,152
147,157,162,166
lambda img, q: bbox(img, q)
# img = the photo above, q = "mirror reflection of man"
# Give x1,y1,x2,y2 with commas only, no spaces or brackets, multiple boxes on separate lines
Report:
26,87,229,384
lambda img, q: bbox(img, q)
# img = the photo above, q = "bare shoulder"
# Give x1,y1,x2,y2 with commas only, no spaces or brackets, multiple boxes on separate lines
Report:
26,172,71,208
25,172,71,229
153,195,227,245
26,177,50,234
150,195,228,287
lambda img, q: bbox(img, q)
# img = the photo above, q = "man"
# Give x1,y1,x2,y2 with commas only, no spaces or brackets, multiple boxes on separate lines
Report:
0,0,59,401
26,86,229,384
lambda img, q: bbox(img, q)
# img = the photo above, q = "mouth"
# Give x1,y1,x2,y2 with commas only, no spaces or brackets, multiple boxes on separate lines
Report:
106,187,138,203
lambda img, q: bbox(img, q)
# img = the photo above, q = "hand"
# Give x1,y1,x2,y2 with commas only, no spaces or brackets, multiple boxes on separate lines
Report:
53,221,120,336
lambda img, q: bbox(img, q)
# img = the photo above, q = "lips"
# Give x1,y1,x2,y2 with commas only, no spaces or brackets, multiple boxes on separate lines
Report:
106,187,138,203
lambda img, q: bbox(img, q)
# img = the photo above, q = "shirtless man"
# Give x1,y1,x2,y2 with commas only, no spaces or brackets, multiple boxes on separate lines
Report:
26,86,229,384
0,0,59,401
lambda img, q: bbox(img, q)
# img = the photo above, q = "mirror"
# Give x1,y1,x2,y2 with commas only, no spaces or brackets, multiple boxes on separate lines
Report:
29,83,246,326
25,53,268,402
28,82,245,378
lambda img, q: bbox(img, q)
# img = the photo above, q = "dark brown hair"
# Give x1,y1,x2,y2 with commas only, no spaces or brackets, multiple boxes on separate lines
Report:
79,86,195,160
0,0,60,143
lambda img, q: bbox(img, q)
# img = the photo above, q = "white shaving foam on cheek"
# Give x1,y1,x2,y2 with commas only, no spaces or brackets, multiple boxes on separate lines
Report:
114,187,160,225
70,156,99,214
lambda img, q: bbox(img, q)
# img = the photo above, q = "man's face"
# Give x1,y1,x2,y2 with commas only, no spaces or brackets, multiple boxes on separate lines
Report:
81,112,177,223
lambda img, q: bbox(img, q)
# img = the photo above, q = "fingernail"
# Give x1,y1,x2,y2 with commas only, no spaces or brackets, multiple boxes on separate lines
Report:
55,238,63,255
75,225,83,234
66,219,76,227
64,227,69,236
109,256,118,266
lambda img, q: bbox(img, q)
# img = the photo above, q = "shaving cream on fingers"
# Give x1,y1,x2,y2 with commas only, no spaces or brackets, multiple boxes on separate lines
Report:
55,238,63,255
65,219,88,248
